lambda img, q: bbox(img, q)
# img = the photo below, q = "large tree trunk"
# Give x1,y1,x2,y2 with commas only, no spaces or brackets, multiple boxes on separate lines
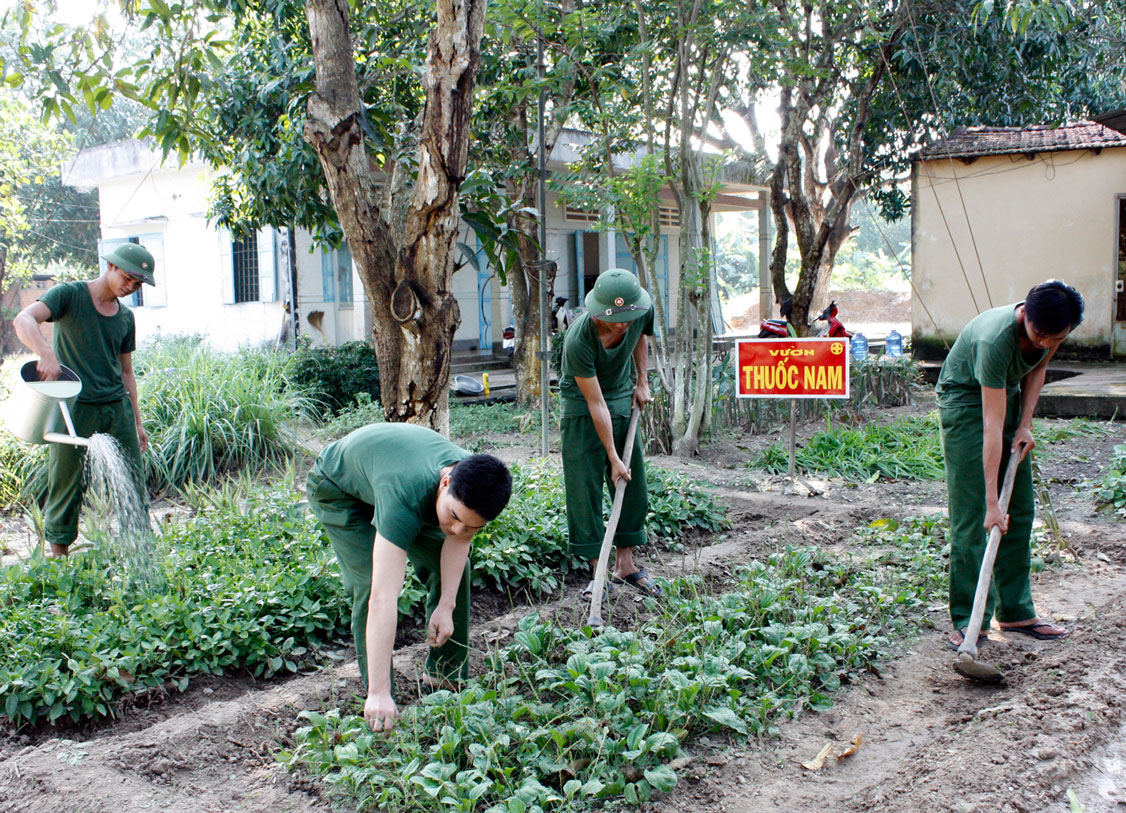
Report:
304,0,485,431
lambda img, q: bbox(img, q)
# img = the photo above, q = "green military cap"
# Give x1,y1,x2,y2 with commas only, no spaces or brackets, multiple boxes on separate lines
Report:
102,243,156,285
584,268,652,323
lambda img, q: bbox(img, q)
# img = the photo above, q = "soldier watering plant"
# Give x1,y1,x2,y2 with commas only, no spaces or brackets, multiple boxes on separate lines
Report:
12,242,155,557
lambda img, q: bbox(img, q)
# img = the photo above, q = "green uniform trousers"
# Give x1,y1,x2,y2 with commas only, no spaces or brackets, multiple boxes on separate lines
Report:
561,413,648,561
305,469,470,692
45,396,145,548
940,393,1036,632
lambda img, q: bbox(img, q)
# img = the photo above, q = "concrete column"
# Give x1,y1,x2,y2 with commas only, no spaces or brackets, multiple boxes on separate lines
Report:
758,194,772,323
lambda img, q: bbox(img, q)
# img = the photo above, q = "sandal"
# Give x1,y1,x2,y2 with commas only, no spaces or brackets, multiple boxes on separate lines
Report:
999,619,1068,640
580,579,618,601
615,568,662,598
947,629,988,652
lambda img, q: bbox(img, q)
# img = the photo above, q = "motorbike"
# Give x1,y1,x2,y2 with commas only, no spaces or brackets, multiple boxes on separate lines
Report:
758,298,852,339
758,297,796,338
813,301,852,338
502,324,515,357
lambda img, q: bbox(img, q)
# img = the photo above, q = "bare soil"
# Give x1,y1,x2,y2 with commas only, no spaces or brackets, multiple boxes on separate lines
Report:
1,402,1125,813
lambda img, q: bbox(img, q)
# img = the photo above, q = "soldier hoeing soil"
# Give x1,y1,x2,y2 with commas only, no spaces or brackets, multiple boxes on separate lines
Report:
937,280,1085,653
559,269,663,601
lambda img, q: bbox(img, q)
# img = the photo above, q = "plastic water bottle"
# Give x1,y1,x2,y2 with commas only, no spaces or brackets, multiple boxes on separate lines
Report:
850,333,868,361
885,329,903,357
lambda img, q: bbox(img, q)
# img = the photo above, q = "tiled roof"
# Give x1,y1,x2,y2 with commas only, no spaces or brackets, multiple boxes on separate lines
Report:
918,122,1126,161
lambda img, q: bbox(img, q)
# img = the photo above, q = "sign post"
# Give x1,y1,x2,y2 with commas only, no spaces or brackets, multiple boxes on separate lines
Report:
736,337,851,482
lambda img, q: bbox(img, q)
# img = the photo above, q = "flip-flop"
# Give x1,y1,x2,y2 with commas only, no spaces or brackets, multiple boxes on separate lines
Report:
946,629,988,652
1001,621,1068,640
580,579,618,601
615,568,662,598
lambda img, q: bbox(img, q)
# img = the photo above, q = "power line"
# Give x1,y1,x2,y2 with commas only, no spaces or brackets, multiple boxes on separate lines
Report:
867,11,983,316
904,0,994,311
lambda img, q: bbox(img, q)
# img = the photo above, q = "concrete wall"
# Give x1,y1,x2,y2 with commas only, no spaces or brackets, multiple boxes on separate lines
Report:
293,230,367,347
96,160,286,351
911,148,1126,359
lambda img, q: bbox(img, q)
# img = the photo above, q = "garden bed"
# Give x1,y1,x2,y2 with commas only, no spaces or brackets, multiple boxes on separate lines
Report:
0,399,1124,812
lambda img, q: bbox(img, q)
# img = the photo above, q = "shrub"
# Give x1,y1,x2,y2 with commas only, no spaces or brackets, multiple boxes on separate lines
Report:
288,340,381,416
136,339,314,493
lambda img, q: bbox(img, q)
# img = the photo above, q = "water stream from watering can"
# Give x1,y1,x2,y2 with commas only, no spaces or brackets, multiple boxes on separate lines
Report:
82,433,163,592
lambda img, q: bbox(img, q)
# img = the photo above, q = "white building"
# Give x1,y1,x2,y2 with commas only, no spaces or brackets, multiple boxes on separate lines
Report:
63,134,767,353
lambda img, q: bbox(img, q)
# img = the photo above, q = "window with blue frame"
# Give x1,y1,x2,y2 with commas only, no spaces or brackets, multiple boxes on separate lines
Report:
321,243,354,305
99,234,167,308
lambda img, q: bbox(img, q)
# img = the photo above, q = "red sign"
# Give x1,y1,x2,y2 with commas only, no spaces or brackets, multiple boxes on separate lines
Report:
736,338,850,399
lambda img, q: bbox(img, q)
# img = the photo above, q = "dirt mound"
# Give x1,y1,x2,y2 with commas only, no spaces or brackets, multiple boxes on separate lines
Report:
726,289,911,332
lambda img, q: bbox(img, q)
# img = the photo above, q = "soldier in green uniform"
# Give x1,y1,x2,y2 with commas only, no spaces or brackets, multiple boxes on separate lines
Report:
560,269,661,599
12,243,155,557
937,280,1084,650
305,423,511,732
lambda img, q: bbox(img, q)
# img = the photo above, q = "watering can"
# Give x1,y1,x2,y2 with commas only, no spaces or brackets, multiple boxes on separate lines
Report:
4,361,89,447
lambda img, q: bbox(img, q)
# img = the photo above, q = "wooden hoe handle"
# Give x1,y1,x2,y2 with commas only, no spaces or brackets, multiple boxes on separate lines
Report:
587,405,641,627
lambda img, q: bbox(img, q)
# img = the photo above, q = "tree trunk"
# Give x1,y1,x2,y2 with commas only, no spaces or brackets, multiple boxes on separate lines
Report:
508,175,548,408
304,0,485,432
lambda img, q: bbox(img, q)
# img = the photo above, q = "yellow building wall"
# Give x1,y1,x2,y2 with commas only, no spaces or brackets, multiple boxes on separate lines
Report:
911,147,1125,359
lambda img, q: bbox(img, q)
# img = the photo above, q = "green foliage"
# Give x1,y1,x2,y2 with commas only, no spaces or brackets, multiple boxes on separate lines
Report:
288,341,381,417
282,523,947,811
135,338,314,493
1094,444,1126,519
456,461,727,604
754,415,945,482
0,93,80,287
449,402,541,442
0,485,349,726
0,433,44,511
316,391,386,441
645,468,728,546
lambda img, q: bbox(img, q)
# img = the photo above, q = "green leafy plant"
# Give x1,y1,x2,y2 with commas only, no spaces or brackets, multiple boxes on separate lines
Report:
754,414,944,481
0,483,348,726
282,519,947,811
1094,444,1126,519
288,340,381,416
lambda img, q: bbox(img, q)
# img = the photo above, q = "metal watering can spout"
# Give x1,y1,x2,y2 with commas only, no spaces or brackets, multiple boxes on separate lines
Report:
4,361,90,447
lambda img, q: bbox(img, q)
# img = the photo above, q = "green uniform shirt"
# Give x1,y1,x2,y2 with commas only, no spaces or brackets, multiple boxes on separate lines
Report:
312,423,470,551
38,281,136,405
560,307,654,418
936,303,1047,410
